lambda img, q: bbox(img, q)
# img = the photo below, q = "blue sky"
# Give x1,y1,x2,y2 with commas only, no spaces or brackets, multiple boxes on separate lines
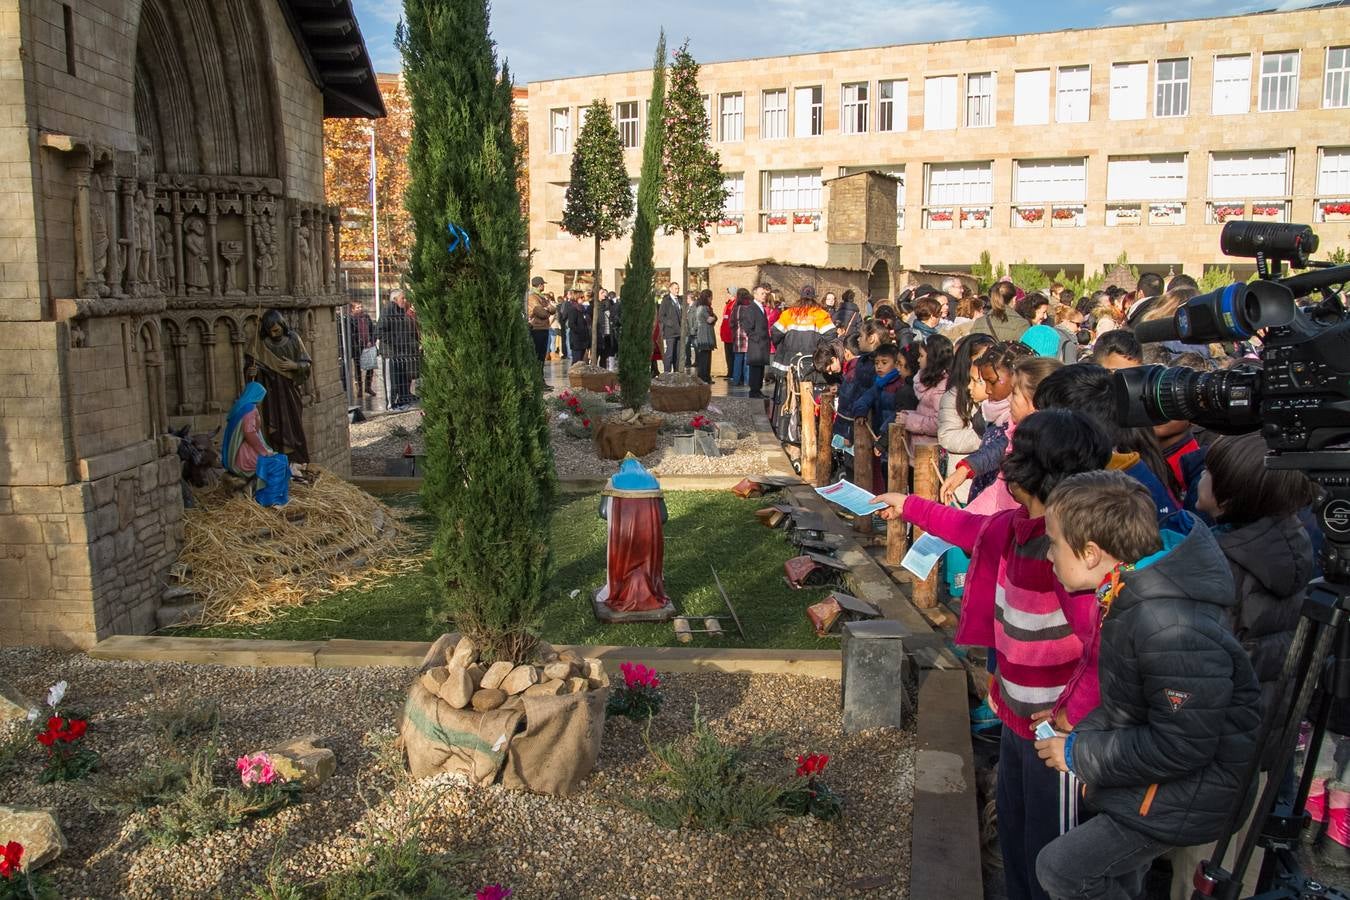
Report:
351,0,1327,83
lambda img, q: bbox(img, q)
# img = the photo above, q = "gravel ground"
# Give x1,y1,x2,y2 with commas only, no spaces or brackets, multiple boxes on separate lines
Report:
0,650,913,899
348,394,775,480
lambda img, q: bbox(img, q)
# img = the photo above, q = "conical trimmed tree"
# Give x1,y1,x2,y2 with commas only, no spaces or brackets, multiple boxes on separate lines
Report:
617,32,667,412
659,41,727,361
398,0,555,660
562,99,633,362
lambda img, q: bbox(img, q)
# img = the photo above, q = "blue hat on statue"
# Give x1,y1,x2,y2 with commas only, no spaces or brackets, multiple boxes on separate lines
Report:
603,454,662,498
1020,325,1063,359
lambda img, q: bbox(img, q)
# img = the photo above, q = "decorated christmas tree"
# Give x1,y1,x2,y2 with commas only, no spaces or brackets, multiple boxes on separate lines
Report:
659,41,727,358
398,0,555,660
617,32,667,411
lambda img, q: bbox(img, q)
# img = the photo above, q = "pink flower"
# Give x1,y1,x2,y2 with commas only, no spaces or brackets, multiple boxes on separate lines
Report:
236,752,277,788
620,661,660,690
476,885,512,900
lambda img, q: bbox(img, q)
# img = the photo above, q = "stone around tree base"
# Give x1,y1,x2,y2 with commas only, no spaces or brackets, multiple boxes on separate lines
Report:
591,588,677,624
0,679,34,722
0,806,65,870
263,735,336,791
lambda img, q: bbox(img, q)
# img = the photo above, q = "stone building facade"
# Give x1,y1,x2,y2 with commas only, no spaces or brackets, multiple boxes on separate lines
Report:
526,5,1350,288
0,0,383,648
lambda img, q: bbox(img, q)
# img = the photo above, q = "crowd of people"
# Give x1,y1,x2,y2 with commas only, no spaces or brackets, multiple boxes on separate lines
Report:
756,270,1344,900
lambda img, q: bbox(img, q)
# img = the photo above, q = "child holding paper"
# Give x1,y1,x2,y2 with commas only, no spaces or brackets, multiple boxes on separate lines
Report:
875,409,1112,900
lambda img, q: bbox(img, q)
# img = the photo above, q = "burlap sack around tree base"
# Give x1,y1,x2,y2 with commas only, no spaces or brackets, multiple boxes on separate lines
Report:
648,382,711,412
399,671,609,797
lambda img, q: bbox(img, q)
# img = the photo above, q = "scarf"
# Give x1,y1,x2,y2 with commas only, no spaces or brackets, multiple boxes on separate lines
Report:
223,381,267,477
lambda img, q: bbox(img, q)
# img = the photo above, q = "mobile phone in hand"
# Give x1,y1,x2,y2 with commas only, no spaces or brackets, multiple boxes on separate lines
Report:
1034,719,1059,741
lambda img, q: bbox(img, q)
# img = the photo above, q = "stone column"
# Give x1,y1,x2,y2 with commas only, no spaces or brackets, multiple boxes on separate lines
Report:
243,194,256,296
170,331,191,415
206,194,219,297
201,326,219,412
172,193,185,297
103,176,120,295
119,177,138,297
73,162,97,297
329,209,341,294
288,212,301,296
230,328,246,395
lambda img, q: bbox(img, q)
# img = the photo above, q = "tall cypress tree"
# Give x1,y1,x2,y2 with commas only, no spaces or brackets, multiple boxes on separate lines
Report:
562,99,633,362
659,41,727,362
617,32,667,411
399,0,555,660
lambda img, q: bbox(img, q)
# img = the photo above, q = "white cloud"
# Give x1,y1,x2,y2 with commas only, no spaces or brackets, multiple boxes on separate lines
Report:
1105,0,1266,22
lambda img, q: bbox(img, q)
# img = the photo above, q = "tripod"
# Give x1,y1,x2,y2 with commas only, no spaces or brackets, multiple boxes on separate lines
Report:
1193,457,1350,900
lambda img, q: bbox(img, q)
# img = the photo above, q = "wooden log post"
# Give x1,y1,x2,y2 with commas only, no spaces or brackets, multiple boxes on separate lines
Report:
853,418,873,535
885,424,910,566
910,439,941,609
799,380,818,485
815,390,833,488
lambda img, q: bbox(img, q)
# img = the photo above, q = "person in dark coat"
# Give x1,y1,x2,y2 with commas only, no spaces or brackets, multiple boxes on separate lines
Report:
658,281,683,373
345,300,377,397
376,291,420,410
565,294,592,364
735,282,772,398
832,288,864,338
1034,471,1261,900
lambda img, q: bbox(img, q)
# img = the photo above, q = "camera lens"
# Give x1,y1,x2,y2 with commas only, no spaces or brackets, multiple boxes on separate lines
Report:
1113,365,1263,433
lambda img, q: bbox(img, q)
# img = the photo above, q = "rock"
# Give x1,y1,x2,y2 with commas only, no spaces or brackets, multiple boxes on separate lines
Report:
479,660,514,692
0,679,35,723
448,636,477,669
543,661,574,682
500,665,539,696
525,680,564,697
0,806,66,870
532,640,557,663
418,667,449,695
155,601,203,630
501,695,524,711
465,664,484,689
437,666,474,709
421,633,457,670
584,658,607,683
565,677,590,694
263,735,336,791
558,649,581,665
470,688,507,712
161,585,196,603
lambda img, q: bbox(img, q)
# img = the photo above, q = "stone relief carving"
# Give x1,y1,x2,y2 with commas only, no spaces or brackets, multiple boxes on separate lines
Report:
155,216,174,291
254,208,278,291
90,174,110,297
184,218,210,294
135,188,155,291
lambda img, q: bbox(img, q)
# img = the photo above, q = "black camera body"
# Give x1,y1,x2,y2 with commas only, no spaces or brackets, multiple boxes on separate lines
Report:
1114,222,1350,454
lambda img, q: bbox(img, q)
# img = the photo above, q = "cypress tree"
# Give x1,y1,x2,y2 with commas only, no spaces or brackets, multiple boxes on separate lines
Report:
617,32,667,412
659,41,727,361
562,99,633,362
398,0,555,660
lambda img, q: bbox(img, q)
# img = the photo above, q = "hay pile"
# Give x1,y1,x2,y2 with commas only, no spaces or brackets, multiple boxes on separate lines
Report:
179,469,423,626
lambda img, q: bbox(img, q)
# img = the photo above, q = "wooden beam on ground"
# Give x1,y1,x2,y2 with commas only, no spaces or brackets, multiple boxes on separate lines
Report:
853,418,873,535
815,389,833,487
799,380,817,485
909,668,984,900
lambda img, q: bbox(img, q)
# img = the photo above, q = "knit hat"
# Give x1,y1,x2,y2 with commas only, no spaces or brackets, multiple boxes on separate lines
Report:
800,284,817,301
1020,324,1063,358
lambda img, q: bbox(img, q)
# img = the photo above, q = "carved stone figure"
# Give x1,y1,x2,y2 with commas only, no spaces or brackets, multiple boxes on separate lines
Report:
219,240,243,295
184,217,209,293
293,219,312,295
90,176,109,296
155,215,174,292
254,210,277,291
134,189,154,288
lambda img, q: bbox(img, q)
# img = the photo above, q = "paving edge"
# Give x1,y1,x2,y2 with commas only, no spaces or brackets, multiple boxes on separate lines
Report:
87,635,843,678
908,668,984,900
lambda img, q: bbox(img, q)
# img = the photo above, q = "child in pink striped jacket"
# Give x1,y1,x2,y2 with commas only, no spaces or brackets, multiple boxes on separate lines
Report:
876,409,1112,900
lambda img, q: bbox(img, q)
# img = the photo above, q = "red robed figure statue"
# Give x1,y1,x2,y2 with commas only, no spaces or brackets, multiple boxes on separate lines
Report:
596,455,670,614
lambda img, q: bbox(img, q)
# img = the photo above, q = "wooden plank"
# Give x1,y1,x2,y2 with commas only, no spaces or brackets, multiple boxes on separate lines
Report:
88,635,322,667
886,425,910,566
911,441,942,609
799,381,817,485
853,417,873,535
576,644,842,678
316,639,430,668
815,390,833,487
909,668,984,900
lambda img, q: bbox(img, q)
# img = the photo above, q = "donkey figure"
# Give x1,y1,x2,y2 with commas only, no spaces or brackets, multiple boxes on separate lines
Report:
170,425,220,508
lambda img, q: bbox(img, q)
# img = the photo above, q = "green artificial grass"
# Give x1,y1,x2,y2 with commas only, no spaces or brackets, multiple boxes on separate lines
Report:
176,491,834,650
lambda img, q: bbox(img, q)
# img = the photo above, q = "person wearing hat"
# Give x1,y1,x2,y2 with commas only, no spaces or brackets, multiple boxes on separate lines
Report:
525,276,556,386
769,284,837,388
1020,323,1076,362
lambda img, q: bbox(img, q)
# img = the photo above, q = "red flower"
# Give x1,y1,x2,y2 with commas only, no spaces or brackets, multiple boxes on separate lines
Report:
582,419,590,427
795,753,830,777
63,719,87,742
0,841,21,879
476,886,512,900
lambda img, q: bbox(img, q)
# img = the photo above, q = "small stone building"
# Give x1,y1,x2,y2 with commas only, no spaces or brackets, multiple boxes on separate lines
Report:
0,0,383,648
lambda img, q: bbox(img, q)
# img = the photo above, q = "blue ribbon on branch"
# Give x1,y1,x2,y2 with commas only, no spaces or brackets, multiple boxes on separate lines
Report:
446,222,471,255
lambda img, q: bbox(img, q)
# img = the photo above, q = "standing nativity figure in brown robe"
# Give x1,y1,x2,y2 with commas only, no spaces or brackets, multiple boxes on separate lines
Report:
246,309,311,475
596,456,671,615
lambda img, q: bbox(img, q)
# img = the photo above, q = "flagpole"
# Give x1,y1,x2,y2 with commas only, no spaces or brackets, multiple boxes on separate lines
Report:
370,126,382,319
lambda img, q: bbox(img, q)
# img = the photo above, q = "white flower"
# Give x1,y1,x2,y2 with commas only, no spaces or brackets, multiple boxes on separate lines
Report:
25,707,39,724
46,680,68,709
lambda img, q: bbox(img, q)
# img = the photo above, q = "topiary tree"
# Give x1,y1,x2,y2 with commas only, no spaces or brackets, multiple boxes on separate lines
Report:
971,250,996,293
399,0,555,661
617,32,667,412
659,41,727,366
1198,266,1237,293
562,98,633,363
1008,261,1050,294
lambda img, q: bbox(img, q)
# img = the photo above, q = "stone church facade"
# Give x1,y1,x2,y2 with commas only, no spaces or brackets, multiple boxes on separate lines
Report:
0,0,383,648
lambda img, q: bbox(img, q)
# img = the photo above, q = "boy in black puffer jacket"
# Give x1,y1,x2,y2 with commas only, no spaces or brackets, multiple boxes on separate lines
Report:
1033,470,1261,900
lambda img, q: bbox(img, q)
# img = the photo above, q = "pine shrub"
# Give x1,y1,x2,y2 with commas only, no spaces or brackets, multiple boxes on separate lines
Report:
399,0,556,660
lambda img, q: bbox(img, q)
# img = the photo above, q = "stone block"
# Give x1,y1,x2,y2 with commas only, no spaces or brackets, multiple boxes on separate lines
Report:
436,665,474,709
6,514,41,544
10,486,61,515
0,678,34,721
0,805,65,870
500,664,539,695
840,619,910,733
479,660,514,691
261,735,335,791
50,545,89,578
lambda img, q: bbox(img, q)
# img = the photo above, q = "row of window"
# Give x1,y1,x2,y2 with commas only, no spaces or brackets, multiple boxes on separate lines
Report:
697,147,1350,230
547,47,1350,154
